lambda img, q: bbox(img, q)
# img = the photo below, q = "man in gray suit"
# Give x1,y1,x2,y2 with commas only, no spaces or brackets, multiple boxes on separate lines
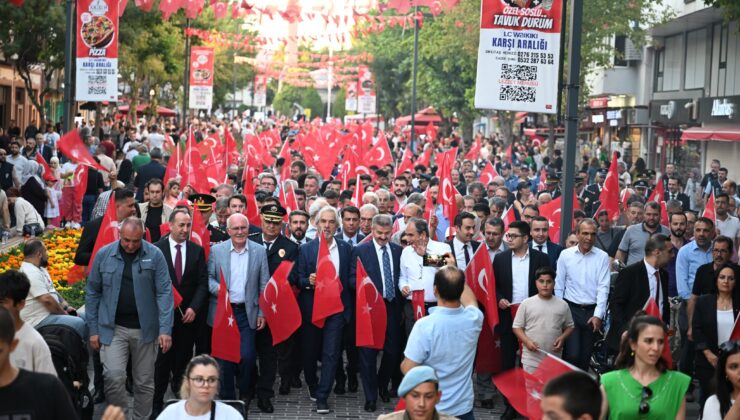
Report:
207,212,270,402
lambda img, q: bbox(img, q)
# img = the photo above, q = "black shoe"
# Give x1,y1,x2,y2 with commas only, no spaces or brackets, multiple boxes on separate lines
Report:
501,405,517,420
93,389,105,404
125,376,133,394
379,388,391,403
316,401,331,414
309,390,318,402
257,398,274,413
279,380,291,395
348,376,358,393
481,399,494,409
364,400,377,412
291,376,302,388
334,383,346,395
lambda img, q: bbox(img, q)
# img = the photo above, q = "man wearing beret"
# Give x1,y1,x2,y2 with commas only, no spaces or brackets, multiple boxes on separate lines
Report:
377,366,458,420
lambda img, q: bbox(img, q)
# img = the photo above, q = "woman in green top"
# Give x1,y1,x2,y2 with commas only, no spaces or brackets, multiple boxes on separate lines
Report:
601,315,691,419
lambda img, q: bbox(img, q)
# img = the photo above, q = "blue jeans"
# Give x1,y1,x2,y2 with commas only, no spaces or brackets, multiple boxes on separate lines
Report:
457,411,475,420
82,194,97,225
37,313,89,339
217,307,257,400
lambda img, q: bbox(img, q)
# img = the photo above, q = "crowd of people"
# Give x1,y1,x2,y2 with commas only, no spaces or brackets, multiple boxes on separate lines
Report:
1,115,740,420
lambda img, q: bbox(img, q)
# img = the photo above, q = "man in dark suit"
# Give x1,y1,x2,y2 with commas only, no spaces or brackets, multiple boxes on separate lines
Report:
134,147,166,202
493,220,550,420
336,206,365,245
248,204,299,413
606,234,673,353
35,133,53,164
530,216,564,268
665,176,690,212
350,214,403,412
445,212,481,271
294,206,353,414
151,208,209,418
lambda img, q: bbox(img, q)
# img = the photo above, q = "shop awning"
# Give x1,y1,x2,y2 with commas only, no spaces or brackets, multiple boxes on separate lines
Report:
681,126,740,142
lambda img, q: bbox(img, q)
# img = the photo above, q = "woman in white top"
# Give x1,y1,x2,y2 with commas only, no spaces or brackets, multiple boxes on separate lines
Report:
703,339,740,420
157,354,242,420
5,187,44,236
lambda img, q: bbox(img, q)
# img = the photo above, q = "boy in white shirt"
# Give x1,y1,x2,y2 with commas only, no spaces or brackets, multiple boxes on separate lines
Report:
513,266,574,373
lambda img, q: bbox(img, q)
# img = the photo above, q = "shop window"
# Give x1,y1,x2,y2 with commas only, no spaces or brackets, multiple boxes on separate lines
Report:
684,29,707,90
655,35,681,91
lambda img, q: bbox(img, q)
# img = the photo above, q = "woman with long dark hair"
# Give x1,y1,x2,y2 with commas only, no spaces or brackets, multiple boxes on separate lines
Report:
693,263,740,407
601,314,690,419
702,339,740,419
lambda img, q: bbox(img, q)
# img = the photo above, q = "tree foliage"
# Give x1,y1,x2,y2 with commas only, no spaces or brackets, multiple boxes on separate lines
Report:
0,0,66,124
703,0,740,31
272,84,325,120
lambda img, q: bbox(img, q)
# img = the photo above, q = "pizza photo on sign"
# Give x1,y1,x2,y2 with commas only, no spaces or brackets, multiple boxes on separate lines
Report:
80,14,115,49
193,69,212,82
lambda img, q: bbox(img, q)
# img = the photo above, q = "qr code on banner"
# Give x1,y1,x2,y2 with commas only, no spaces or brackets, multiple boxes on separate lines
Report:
501,64,537,81
499,86,536,103
87,76,107,95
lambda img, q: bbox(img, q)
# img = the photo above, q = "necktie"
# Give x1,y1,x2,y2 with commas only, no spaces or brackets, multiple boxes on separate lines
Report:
655,270,661,310
174,244,183,285
463,244,471,266
265,241,272,252
382,246,395,300
537,244,543,253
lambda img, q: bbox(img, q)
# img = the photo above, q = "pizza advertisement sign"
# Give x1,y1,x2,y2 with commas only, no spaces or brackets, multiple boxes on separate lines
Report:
189,47,215,110
357,65,376,115
474,0,563,114
345,81,358,112
75,0,120,101
253,75,267,107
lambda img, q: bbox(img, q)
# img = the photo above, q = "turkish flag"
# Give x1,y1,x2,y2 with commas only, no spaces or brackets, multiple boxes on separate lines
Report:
352,175,363,207
312,235,344,328
88,194,119,270
479,161,499,186
595,152,620,221
703,190,716,223
355,258,387,349
340,149,359,190
164,139,181,184
395,147,414,177
190,207,211,261
259,261,302,345
197,136,223,159
643,297,673,367
73,165,88,208
730,313,740,341
412,290,426,320
359,122,374,153
425,122,437,141
241,167,262,227
414,147,432,169
367,138,393,168
280,184,299,221
35,154,57,182
211,270,241,363
159,0,181,20
223,127,240,168
537,167,547,192
173,287,183,308
494,353,576,419
539,195,578,243
464,244,499,330
437,148,459,222
648,174,665,203
464,136,481,160
277,136,293,182
475,320,502,374
57,129,109,172
502,206,516,231
180,133,209,194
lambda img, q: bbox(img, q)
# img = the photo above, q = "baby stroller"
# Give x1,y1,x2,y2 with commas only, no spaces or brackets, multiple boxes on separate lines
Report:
37,324,93,420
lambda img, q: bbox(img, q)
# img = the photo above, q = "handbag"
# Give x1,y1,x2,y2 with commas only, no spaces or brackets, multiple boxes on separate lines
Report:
22,223,43,237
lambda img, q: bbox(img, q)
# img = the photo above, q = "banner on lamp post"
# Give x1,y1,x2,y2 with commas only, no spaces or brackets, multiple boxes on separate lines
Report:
345,81,358,112
357,66,376,115
253,75,267,107
189,47,215,110
75,0,120,102
474,0,563,114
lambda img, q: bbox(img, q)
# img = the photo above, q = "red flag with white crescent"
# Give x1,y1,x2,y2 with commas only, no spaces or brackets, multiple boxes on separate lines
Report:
190,207,211,261
414,147,432,169
479,161,499,186
73,164,88,209
643,297,673,366
211,270,241,363
595,152,620,221
703,190,716,223
312,235,344,327
464,244,499,330
412,290,426,320
88,194,118,271
395,147,414,177
57,129,109,172
355,258,387,349
367,138,393,167
259,261,301,345
35,154,57,182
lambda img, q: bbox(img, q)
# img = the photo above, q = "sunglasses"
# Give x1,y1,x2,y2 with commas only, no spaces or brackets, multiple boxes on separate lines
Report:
638,386,652,414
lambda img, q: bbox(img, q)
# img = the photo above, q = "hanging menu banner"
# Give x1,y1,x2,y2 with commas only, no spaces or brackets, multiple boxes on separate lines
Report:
253,75,267,107
357,65,376,114
474,0,564,114
189,47,215,110
75,0,120,102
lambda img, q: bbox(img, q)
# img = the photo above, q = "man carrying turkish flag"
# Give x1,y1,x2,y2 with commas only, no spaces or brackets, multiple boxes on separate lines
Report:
294,206,352,414
258,261,301,346
211,270,241,363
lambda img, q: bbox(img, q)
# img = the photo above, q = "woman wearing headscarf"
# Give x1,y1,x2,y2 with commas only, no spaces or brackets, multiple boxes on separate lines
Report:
19,160,46,219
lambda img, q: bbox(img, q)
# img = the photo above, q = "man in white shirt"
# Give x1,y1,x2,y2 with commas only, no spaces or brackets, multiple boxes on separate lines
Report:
399,218,453,336
555,219,611,370
18,240,87,339
714,192,740,254
0,269,56,376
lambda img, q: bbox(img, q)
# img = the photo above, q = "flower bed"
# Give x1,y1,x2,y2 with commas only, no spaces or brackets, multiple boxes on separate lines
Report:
0,228,86,308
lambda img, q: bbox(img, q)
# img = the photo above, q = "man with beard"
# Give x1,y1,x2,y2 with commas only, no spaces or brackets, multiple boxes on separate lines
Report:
615,201,669,265
392,177,409,207
138,179,172,242
714,192,740,253
665,212,687,358
289,210,309,245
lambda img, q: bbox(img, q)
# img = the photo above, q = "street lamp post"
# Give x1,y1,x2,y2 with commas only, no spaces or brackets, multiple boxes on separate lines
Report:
181,18,191,129
409,6,420,152
62,0,75,132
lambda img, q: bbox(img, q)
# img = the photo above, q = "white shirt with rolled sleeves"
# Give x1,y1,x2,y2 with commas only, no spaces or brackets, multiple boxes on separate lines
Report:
554,246,611,320
398,239,452,302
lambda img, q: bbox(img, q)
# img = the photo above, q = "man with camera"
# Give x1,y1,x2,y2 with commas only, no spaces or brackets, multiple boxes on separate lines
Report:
398,218,454,336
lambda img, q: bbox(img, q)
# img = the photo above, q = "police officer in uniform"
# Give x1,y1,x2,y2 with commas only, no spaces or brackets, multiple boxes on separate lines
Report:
248,204,300,413
208,197,231,244
582,169,607,217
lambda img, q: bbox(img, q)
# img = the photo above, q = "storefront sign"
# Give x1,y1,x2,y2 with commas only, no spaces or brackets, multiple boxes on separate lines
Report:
711,99,735,118
75,0,119,101
189,47,214,110
474,0,564,114
606,110,622,120
592,114,604,124
357,66,376,114
650,99,692,125
589,97,609,109
253,75,267,108
699,96,740,124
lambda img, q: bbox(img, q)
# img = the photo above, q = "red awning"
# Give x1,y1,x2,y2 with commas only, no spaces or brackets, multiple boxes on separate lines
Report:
117,104,177,117
395,106,443,127
681,126,740,142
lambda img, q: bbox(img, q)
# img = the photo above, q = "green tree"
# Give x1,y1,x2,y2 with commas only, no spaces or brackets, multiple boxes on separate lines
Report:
703,0,740,27
332,87,346,119
273,84,325,120
0,0,65,125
